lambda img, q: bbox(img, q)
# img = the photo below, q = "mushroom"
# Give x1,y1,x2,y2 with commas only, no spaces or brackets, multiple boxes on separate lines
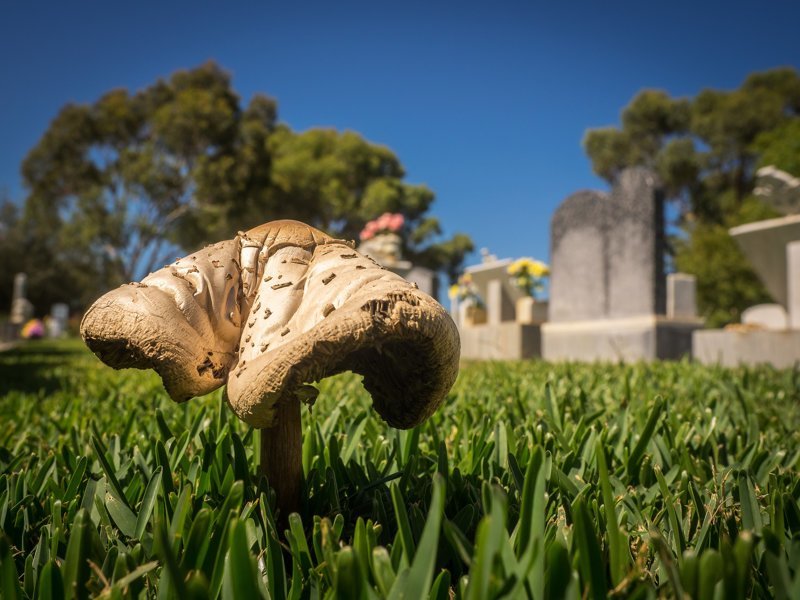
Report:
81,220,460,515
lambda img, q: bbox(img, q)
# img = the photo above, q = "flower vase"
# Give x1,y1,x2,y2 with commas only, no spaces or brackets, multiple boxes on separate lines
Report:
363,232,402,266
515,296,547,324
463,304,487,327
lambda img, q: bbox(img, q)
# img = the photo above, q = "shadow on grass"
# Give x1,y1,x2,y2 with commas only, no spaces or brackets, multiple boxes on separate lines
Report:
0,339,90,395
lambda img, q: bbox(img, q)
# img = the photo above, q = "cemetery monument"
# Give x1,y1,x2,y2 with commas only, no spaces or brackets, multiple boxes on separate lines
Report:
8,273,34,339
453,250,548,360
694,166,800,367
542,167,701,361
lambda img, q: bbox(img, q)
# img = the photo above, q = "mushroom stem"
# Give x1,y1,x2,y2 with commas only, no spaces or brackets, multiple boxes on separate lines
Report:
260,398,303,519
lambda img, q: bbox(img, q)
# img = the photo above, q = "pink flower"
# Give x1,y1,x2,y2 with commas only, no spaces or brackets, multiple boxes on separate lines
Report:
388,214,404,231
360,212,405,239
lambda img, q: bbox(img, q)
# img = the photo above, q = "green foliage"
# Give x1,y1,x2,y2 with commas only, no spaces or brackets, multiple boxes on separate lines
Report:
3,340,800,597
756,120,800,177
264,128,472,279
583,67,800,325
0,196,91,316
675,197,780,327
8,62,472,312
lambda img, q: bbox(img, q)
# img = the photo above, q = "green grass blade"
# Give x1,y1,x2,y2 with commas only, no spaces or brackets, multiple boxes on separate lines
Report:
627,396,664,479
37,559,65,600
571,497,607,600
91,436,132,511
595,440,627,586
104,487,138,538
134,466,162,540
1,534,23,600
388,474,445,600
390,483,416,563
222,519,263,600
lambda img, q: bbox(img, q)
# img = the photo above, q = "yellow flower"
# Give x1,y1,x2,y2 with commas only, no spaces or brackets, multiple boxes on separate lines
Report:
448,284,460,300
507,256,549,296
530,260,550,278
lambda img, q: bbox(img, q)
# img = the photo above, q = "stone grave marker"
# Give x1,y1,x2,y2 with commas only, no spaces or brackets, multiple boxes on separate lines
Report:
549,167,664,322
549,190,608,321
48,303,69,337
456,257,543,360
667,273,697,320
10,273,33,326
543,167,699,361
741,304,788,330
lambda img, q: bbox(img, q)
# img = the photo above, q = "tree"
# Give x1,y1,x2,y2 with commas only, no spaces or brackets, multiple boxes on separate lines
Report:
264,127,473,280
583,67,800,326
13,62,471,312
0,194,90,314
21,63,276,291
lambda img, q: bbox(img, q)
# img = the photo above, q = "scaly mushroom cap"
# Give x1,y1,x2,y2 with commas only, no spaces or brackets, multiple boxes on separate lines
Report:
81,220,460,429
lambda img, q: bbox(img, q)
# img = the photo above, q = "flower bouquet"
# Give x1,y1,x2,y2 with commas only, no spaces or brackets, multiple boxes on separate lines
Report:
507,257,549,324
359,213,405,264
448,273,487,326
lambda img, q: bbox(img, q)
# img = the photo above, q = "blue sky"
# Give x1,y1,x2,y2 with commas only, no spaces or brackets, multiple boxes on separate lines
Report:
1,0,798,266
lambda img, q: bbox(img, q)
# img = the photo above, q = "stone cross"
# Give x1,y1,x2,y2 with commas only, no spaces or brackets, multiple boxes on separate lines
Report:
10,273,33,325
549,168,665,322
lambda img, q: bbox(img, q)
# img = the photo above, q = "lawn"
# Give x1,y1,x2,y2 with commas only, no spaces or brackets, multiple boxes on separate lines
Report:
1,339,799,598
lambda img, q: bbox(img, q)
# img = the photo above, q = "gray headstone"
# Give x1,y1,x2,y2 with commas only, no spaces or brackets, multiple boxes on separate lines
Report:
607,169,665,317
666,273,697,320
48,303,70,337
464,259,525,324
10,273,33,325
789,241,800,329
402,265,437,299
11,273,26,302
730,214,800,308
549,190,609,322
549,167,665,322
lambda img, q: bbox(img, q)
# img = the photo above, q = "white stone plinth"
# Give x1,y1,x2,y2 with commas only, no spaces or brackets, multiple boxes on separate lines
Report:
460,323,541,360
542,316,701,362
694,329,800,369
789,241,800,330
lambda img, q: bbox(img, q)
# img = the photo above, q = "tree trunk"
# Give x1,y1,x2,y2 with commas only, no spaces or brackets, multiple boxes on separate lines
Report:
260,398,303,519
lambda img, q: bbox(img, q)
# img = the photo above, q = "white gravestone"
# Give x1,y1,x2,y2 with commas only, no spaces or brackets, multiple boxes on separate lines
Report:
741,304,789,330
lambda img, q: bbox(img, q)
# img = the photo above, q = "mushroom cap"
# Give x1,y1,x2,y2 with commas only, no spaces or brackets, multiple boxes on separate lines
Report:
81,219,460,430
226,276,459,429
80,283,233,401
81,238,242,400
229,221,460,429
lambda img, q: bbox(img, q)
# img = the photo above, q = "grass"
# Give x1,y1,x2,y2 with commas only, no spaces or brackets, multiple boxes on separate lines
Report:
1,339,800,598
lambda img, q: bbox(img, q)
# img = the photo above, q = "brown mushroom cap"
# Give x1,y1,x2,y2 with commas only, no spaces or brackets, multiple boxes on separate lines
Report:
81,237,243,400
81,219,460,429
81,283,233,401
226,275,459,429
